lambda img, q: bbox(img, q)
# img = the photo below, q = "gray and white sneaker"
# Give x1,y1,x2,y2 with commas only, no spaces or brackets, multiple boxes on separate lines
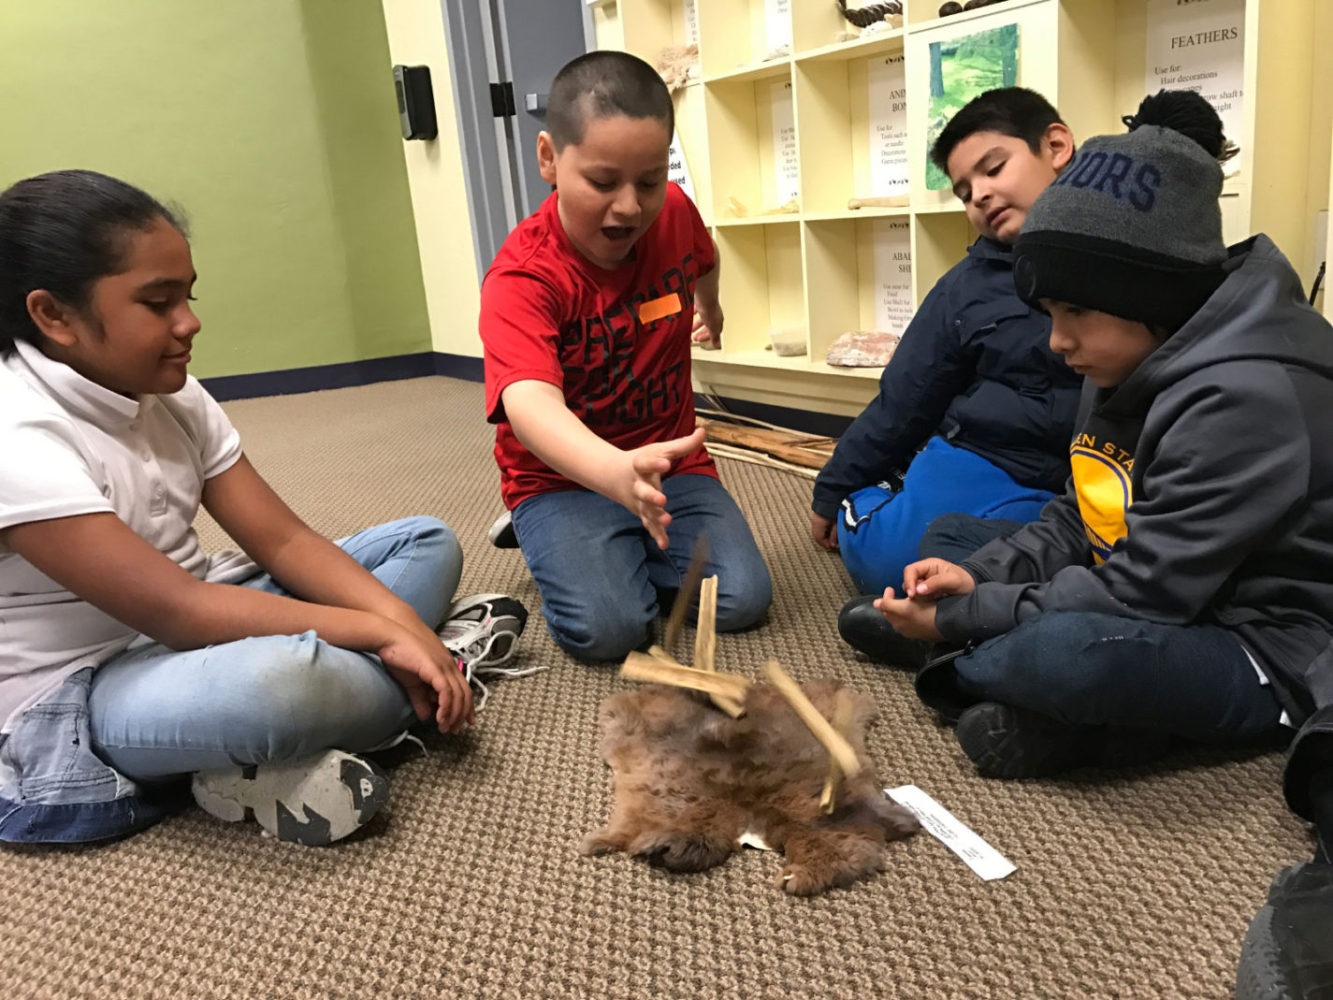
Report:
192,749,388,846
439,593,543,709
488,511,519,548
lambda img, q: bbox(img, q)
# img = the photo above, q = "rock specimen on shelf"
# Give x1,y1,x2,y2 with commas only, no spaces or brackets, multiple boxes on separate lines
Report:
826,330,901,367
767,327,807,357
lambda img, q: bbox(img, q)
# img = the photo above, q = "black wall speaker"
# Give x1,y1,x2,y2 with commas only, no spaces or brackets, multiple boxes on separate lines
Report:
393,64,438,141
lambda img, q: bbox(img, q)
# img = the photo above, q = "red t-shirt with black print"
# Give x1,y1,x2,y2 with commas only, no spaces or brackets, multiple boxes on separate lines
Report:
480,182,718,510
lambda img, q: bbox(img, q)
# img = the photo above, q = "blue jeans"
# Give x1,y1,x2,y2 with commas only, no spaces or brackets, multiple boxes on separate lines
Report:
837,437,1054,596
920,511,1028,564
918,611,1285,742
510,474,772,660
86,516,462,781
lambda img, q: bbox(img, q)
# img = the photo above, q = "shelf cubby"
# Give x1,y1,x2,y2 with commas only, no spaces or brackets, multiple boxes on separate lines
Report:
711,220,804,357
615,0,699,58
703,69,801,222
697,0,792,80
794,39,909,217
803,216,913,363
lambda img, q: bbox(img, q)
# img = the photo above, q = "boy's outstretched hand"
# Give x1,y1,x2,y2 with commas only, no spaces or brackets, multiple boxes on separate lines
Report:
621,427,707,549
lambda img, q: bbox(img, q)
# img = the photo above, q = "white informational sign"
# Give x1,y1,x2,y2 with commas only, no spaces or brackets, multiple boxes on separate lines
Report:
667,134,696,204
886,785,1016,881
1144,0,1244,174
765,0,792,55
770,80,799,205
682,0,700,47
871,220,913,333
866,53,909,197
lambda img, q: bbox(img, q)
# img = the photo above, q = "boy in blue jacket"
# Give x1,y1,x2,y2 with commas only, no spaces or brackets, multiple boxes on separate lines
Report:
813,89,1083,660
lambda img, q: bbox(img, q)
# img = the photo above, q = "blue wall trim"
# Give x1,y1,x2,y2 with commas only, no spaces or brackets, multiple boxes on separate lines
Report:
200,352,484,401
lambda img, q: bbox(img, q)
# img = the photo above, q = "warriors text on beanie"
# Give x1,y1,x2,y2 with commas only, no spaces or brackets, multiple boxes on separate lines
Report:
1013,91,1231,331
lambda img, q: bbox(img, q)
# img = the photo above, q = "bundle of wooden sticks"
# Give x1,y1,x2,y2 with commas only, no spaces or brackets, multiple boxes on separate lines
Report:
696,415,836,478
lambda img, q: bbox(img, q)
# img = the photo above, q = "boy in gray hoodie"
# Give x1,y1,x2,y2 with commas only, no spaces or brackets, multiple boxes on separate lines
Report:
869,91,1333,997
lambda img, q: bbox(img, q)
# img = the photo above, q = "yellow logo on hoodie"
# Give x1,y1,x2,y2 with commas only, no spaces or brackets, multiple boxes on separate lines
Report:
1070,435,1133,563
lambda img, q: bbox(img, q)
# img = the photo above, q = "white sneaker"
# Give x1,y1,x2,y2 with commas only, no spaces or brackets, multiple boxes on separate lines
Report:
439,593,544,709
191,749,388,846
488,511,518,548
439,593,528,670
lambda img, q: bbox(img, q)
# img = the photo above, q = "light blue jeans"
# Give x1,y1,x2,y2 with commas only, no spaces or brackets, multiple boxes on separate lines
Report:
86,516,462,781
510,474,772,660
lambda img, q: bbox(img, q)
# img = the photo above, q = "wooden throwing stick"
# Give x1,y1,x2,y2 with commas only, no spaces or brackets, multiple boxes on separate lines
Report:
693,575,746,716
662,535,710,655
847,195,910,210
819,690,857,815
621,652,750,715
761,660,862,780
693,575,718,674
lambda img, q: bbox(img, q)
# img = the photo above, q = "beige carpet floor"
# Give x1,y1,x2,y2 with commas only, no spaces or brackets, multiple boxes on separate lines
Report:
0,375,1314,1000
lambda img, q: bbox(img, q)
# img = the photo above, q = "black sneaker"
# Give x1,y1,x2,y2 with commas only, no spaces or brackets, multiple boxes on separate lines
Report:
837,594,933,669
954,701,1171,779
1237,861,1333,1000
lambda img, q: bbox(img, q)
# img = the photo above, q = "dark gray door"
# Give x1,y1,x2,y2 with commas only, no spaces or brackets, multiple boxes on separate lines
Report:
494,0,588,217
440,0,587,276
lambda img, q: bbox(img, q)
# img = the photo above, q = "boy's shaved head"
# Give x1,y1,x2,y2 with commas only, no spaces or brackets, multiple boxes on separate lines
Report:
546,51,674,150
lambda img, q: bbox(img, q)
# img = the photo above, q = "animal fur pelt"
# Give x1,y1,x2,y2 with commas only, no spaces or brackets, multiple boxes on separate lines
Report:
580,680,920,895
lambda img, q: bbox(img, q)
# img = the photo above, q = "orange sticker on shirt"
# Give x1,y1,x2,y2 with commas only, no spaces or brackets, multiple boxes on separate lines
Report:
637,292,682,325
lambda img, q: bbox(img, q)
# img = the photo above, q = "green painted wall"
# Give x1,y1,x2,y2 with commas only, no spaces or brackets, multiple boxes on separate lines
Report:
0,0,430,378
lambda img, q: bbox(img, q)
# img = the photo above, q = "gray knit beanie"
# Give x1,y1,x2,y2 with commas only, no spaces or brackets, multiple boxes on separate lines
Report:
1013,90,1231,331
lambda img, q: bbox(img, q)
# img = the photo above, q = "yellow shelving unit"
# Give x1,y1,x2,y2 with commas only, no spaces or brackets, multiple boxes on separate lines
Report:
591,0,1329,417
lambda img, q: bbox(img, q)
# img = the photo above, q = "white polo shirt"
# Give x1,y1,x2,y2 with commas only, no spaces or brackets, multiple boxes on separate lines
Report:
0,339,255,732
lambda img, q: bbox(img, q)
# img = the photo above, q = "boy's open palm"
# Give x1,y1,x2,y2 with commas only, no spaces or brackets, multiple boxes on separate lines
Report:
621,427,707,548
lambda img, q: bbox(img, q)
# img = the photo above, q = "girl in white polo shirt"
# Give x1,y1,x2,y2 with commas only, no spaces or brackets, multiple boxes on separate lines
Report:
0,169,524,845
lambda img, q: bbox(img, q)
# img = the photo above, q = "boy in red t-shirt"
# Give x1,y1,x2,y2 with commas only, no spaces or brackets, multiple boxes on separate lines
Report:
479,51,772,660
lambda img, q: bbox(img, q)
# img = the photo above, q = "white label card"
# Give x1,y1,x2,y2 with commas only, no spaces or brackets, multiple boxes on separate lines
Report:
770,81,799,205
682,0,700,47
667,134,695,204
866,54,909,197
765,0,792,55
1144,0,1244,174
886,784,1016,881
871,220,913,333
